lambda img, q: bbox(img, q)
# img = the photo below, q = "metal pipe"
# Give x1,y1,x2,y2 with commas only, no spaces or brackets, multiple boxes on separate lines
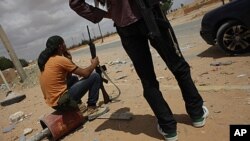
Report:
27,128,51,141
0,70,11,91
0,25,27,82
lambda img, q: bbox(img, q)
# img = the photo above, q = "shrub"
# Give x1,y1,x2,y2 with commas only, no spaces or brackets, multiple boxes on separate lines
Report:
0,56,14,70
0,56,29,70
19,59,29,67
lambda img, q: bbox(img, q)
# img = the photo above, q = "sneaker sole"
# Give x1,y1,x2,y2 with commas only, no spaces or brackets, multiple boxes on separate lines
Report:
157,124,178,141
88,107,109,121
193,106,209,128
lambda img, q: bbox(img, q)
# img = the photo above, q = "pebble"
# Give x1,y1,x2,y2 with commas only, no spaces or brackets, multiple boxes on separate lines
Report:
210,61,233,66
237,74,247,78
9,111,25,123
2,124,15,133
214,110,222,113
23,128,33,135
115,75,127,80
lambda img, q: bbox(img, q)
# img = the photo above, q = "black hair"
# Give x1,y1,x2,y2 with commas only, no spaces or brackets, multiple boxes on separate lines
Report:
38,35,64,71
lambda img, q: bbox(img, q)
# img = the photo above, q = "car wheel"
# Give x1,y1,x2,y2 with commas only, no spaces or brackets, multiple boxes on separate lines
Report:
216,21,250,54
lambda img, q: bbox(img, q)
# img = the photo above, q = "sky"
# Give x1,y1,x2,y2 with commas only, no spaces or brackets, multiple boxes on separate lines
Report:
172,0,195,9
0,0,194,61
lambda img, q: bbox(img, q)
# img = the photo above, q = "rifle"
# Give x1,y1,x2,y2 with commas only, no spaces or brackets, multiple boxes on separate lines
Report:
86,25,111,104
135,0,182,57
86,26,121,104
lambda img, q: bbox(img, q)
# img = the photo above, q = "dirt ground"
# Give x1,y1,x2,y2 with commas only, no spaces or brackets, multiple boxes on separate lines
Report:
1,1,250,141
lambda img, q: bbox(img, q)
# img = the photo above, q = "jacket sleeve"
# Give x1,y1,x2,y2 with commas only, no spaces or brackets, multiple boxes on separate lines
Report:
69,0,107,23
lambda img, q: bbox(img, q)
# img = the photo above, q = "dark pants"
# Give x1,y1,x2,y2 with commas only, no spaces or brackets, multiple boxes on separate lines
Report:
116,19,204,133
53,72,101,111
68,72,101,106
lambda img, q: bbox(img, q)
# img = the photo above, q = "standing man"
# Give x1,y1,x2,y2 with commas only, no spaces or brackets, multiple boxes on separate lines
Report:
69,1,208,140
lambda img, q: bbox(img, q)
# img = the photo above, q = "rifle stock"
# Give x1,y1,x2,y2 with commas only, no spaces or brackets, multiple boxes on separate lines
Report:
135,0,182,57
87,26,111,103
135,0,161,38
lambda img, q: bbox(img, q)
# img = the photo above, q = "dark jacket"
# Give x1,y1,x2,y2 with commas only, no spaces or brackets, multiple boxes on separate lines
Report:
69,0,159,27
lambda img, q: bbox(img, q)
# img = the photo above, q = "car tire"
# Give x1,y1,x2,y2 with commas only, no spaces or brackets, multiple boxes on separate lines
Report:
216,21,250,54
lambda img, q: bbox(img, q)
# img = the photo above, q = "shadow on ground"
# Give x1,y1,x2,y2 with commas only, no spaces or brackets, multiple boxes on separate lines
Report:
94,107,161,140
197,45,250,59
95,107,193,140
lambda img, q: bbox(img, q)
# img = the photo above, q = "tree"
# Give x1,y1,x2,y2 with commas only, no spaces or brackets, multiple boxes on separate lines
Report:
19,59,29,67
0,56,13,70
181,3,184,8
160,0,173,14
0,56,29,70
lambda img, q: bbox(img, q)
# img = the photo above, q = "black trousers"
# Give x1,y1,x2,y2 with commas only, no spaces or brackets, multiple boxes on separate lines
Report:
116,19,204,133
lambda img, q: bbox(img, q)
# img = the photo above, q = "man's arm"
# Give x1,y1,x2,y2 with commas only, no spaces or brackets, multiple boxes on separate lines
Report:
69,0,108,23
72,57,99,78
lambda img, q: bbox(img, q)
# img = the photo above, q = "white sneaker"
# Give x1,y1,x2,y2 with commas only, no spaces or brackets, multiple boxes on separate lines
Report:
87,106,109,121
157,124,178,141
192,105,209,127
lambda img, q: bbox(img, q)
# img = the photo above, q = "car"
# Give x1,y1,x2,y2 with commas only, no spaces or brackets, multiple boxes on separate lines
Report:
200,0,250,55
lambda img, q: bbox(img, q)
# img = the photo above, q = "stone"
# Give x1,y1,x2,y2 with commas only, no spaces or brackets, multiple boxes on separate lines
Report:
23,128,33,135
9,111,25,123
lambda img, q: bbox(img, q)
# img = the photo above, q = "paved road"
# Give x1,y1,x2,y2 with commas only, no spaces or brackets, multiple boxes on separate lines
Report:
174,18,202,36
173,18,202,46
71,18,203,57
72,19,250,91
72,18,250,91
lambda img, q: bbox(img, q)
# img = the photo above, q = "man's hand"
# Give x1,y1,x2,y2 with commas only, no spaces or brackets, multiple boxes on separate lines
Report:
91,56,100,67
73,57,99,78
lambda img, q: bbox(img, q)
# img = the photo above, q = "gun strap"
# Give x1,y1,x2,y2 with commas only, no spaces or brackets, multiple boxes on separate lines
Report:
99,65,121,101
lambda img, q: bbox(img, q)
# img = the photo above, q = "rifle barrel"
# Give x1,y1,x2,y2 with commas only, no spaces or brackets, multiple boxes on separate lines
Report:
86,25,96,58
87,25,92,42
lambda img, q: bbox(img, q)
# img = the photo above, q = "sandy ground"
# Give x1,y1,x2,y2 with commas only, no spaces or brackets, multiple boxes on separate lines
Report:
1,1,250,141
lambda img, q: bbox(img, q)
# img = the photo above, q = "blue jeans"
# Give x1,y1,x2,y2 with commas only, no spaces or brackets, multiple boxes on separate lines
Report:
68,72,101,107
116,18,204,133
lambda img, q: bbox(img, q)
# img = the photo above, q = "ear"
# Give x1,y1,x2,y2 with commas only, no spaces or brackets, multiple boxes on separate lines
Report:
59,44,66,53
59,43,64,48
